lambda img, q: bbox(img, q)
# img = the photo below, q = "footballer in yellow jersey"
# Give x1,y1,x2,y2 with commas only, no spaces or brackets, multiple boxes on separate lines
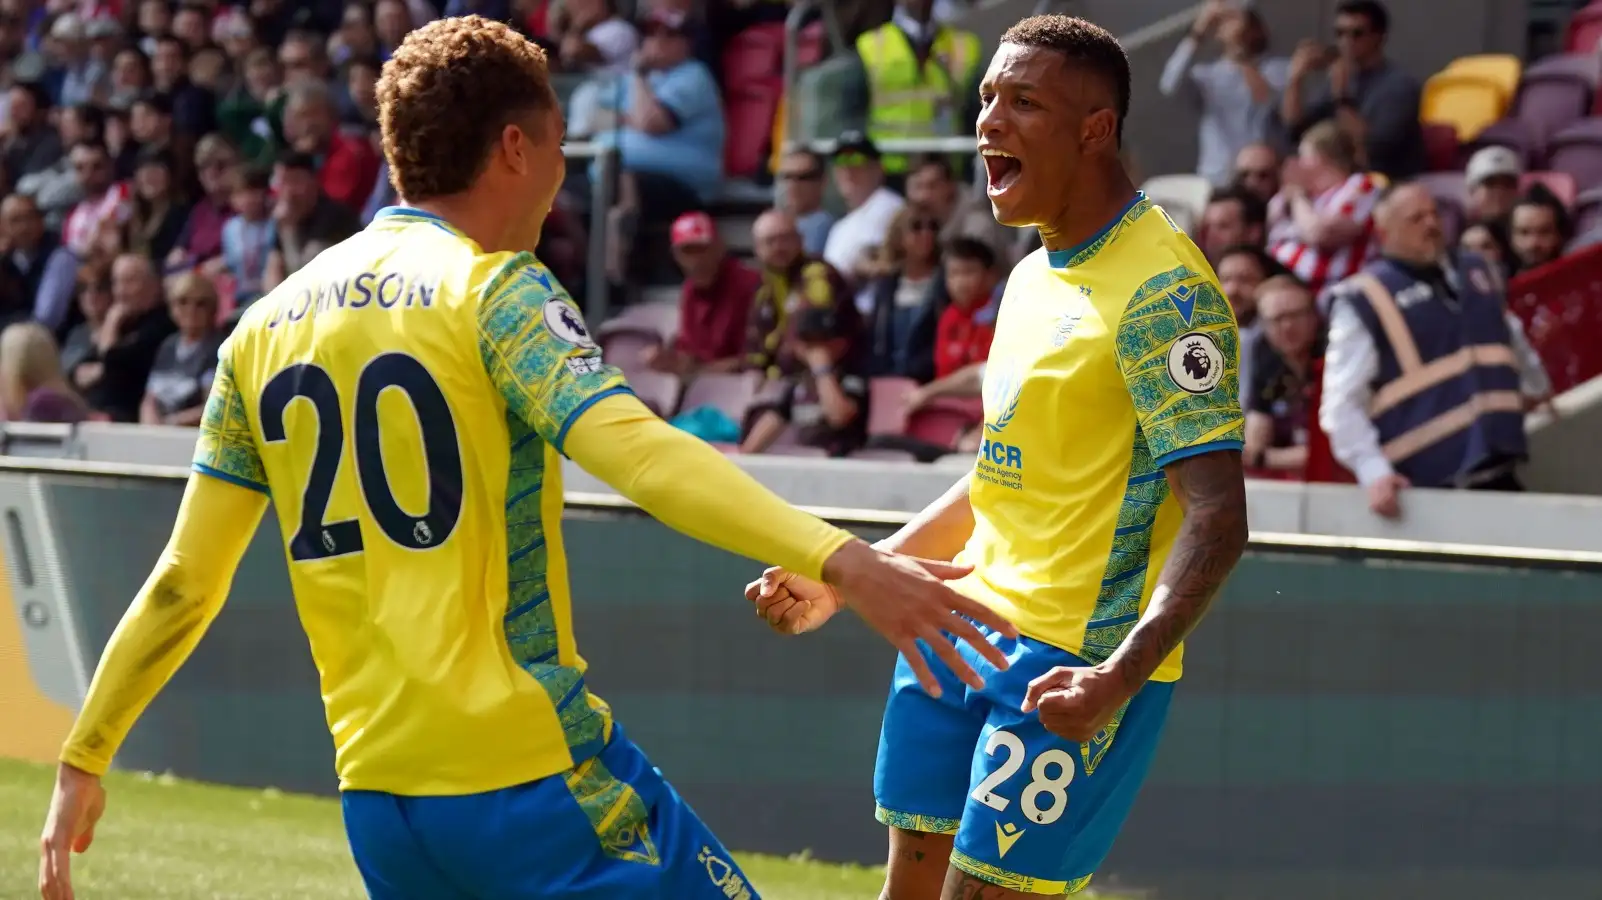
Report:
749,16,1249,898
38,17,1019,900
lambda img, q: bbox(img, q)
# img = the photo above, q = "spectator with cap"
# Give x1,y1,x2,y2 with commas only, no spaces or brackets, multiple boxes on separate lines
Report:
1233,142,1281,205
0,193,77,334
1160,0,1290,187
1199,185,1266,263
46,14,107,108
646,210,761,377
775,147,835,257
1508,186,1572,276
1244,274,1322,475
3,83,62,180
848,0,981,178
282,79,379,213
591,7,724,284
741,295,868,457
1464,145,1522,227
263,151,359,289
1282,0,1424,181
821,131,904,286
746,208,849,378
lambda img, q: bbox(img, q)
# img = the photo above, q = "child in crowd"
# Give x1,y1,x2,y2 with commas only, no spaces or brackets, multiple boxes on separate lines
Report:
219,166,274,308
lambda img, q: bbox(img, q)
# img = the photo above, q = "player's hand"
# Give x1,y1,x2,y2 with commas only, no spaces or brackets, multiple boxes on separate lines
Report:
820,539,1017,698
1021,665,1132,743
745,567,841,635
1366,473,1408,519
38,762,106,900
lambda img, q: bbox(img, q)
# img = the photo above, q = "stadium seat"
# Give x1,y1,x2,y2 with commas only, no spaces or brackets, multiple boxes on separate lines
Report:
1565,1,1602,53
1523,170,1578,208
867,376,917,436
725,80,783,179
600,329,661,373
1574,185,1602,235
722,23,786,84
796,20,827,68
599,300,678,341
905,398,982,450
849,448,918,462
628,370,681,417
1421,70,1511,141
1139,174,1210,232
1422,122,1461,171
1514,54,1600,143
679,371,762,423
1446,54,1523,101
1465,117,1546,167
1546,118,1602,191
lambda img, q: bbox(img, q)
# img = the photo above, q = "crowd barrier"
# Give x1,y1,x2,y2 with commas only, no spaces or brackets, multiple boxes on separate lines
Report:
2,458,1600,900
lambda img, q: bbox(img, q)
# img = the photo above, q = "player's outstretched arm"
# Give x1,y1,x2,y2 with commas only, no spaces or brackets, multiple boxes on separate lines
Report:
564,393,1018,696
41,472,266,900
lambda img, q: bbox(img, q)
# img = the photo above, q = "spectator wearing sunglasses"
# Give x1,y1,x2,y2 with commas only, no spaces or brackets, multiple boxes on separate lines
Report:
862,204,945,383
1282,0,1423,181
776,148,835,257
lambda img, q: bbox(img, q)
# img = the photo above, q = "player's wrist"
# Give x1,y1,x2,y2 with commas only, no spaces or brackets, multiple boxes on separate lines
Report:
819,537,874,588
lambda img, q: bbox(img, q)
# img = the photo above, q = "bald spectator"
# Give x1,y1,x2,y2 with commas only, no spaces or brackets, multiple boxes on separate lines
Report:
0,194,78,333
78,253,176,422
747,208,849,378
1233,142,1280,204
283,80,379,212
1283,0,1424,180
1464,146,1522,227
1199,186,1266,263
776,148,836,256
647,211,761,377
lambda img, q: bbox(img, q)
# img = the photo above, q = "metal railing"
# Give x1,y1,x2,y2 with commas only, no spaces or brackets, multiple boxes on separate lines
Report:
560,141,616,323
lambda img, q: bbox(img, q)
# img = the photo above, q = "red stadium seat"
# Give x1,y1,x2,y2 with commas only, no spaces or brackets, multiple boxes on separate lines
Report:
1566,1,1602,54
628,370,681,417
679,371,762,423
722,24,786,84
867,376,917,436
1523,170,1577,208
1422,123,1460,171
1514,54,1599,143
599,300,678,342
905,398,983,450
1506,242,1602,393
796,20,827,68
724,80,783,179
600,329,662,373
1301,358,1355,484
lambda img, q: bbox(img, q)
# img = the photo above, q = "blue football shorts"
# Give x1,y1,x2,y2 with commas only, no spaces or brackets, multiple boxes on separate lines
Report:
341,724,759,900
873,623,1175,895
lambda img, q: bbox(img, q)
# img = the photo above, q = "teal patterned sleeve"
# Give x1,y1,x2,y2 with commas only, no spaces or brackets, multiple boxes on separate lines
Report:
192,343,269,493
477,256,630,453
1115,264,1245,469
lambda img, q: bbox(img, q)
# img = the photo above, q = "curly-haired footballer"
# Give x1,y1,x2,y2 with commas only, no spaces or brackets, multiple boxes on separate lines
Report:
39,16,1018,900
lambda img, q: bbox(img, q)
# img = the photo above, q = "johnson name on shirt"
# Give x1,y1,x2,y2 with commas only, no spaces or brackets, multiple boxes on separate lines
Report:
265,270,441,329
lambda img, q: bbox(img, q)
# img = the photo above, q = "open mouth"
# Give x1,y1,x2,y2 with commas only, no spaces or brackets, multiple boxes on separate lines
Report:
981,148,1023,196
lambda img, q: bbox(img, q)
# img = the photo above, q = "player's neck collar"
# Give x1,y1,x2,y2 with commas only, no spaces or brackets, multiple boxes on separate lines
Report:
1045,191,1147,270
372,205,465,237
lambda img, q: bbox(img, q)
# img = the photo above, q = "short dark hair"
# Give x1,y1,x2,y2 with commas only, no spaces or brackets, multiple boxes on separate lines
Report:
1217,243,1289,279
9,81,50,110
238,166,272,192
1208,186,1267,228
153,33,187,56
1335,0,1389,34
945,237,998,270
377,15,558,201
1514,184,1574,240
71,139,109,157
132,91,174,116
64,103,105,137
909,154,954,181
275,150,319,174
999,15,1131,145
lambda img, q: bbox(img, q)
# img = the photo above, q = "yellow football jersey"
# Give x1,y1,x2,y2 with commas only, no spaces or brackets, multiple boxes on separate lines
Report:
953,194,1243,683
193,207,629,795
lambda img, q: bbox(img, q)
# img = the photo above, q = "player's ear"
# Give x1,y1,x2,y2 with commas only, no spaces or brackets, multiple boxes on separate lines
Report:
1081,108,1117,154
501,122,529,176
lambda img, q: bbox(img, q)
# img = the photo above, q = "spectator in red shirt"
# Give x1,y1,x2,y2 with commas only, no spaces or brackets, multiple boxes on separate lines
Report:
282,80,379,213
647,211,761,376
931,237,1000,380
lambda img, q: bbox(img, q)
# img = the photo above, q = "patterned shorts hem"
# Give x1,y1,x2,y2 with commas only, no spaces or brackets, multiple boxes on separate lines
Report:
874,803,961,835
949,849,1093,895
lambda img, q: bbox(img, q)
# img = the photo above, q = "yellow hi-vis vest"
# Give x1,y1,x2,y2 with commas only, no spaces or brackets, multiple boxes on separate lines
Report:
856,22,982,173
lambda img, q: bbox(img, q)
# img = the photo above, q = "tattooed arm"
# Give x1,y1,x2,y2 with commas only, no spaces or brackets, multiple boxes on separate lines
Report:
59,473,268,775
1103,449,1249,693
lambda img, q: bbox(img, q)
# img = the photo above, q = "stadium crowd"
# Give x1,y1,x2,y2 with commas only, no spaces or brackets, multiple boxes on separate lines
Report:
0,0,1593,517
